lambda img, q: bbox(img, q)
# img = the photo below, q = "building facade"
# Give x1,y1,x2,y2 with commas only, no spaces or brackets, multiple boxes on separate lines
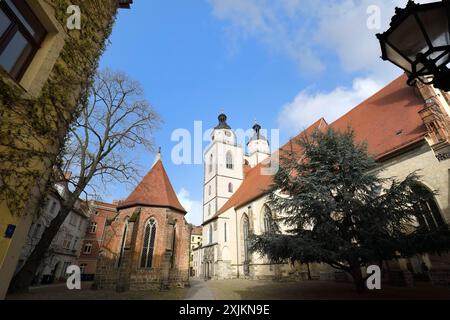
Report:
190,226,202,276
196,76,450,285
0,0,132,299
95,154,192,291
77,200,117,281
17,187,89,284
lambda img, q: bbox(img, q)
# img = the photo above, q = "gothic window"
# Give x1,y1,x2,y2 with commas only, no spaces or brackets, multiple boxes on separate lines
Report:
209,154,213,173
242,215,250,263
170,225,176,268
412,184,446,231
228,183,233,193
263,205,273,234
209,224,213,244
117,220,128,267
226,151,233,169
141,219,157,269
224,222,227,242
0,0,47,81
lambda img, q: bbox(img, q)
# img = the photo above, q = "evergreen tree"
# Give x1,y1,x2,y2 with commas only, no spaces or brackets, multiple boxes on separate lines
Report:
251,128,450,292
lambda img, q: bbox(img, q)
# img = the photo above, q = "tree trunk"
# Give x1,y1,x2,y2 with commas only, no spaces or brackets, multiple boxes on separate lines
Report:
349,266,366,293
8,201,75,293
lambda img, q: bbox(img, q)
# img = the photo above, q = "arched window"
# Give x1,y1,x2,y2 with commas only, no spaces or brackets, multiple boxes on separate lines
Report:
226,151,233,169
242,215,250,275
263,205,273,233
228,183,233,193
224,222,227,242
117,220,128,267
412,184,445,231
242,215,250,263
141,219,157,269
209,224,213,244
208,203,211,216
208,185,212,196
209,154,213,173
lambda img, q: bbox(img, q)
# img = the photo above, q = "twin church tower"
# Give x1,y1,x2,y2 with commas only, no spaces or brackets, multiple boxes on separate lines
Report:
202,113,271,223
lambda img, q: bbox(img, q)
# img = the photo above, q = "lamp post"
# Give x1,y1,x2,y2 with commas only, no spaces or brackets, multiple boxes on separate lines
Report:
377,0,450,91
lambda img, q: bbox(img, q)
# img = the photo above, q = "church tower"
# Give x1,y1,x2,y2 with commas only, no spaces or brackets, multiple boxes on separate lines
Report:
203,113,244,223
246,122,270,167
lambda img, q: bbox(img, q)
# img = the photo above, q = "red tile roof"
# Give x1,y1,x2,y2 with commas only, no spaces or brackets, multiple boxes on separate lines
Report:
191,226,203,236
118,159,186,213
207,75,427,224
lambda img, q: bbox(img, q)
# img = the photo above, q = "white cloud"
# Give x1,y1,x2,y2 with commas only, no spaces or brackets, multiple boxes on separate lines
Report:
209,0,435,81
278,77,382,134
209,0,325,73
177,188,203,226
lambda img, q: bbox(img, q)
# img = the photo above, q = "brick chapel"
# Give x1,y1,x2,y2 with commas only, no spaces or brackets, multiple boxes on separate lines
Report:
95,153,191,291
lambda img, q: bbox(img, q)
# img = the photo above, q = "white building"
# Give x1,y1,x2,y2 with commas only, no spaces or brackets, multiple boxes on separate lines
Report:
17,186,89,285
196,76,450,285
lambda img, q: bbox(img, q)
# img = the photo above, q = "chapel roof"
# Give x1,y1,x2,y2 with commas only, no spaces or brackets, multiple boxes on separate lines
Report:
118,157,186,213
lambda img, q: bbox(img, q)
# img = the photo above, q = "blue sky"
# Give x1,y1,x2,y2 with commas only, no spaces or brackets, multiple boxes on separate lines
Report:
98,0,427,225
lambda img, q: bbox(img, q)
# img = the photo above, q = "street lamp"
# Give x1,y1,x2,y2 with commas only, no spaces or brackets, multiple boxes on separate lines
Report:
377,0,450,91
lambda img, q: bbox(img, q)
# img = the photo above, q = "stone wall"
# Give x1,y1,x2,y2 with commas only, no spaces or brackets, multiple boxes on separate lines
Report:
95,206,191,291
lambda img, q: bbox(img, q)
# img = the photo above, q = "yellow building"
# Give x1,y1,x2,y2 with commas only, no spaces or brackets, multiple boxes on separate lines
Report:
190,226,203,276
0,0,132,299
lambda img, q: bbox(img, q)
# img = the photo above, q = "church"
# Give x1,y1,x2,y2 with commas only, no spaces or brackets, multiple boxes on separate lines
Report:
94,154,191,291
196,75,450,286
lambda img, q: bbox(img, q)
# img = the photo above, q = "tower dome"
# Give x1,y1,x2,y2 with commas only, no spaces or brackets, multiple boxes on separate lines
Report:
211,112,235,145
247,122,270,155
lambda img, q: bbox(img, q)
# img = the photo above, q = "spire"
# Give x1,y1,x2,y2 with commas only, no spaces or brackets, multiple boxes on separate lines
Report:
215,112,231,129
153,147,162,166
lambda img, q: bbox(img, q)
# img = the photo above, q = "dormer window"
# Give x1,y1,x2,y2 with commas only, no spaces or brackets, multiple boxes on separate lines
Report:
0,0,47,81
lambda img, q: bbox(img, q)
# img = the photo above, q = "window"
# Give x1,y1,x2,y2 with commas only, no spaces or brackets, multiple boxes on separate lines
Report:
0,0,47,81
224,222,227,243
117,221,128,267
243,215,250,263
170,225,176,268
69,214,77,226
412,185,446,231
208,185,212,196
228,183,233,193
226,151,233,169
209,225,213,244
209,154,213,173
140,219,157,269
32,223,41,238
72,238,78,250
78,218,83,230
83,242,92,254
263,205,273,233
79,263,87,274
63,235,73,249
208,203,211,216
89,222,97,234
49,201,57,214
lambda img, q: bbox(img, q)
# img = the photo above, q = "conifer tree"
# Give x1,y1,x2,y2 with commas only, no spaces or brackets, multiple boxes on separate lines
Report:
252,128,450,292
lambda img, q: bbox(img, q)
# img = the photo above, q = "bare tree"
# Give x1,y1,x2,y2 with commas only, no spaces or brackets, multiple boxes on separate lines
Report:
9,69,160,292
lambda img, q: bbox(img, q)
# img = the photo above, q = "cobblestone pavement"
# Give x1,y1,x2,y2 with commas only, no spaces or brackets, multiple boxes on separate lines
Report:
6,279,450,300
205,279,450,300
184,278,215,300
6,282,188,300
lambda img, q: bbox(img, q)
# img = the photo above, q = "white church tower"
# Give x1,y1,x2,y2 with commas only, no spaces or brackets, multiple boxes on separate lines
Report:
203,113,244,223
245,122,270,167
